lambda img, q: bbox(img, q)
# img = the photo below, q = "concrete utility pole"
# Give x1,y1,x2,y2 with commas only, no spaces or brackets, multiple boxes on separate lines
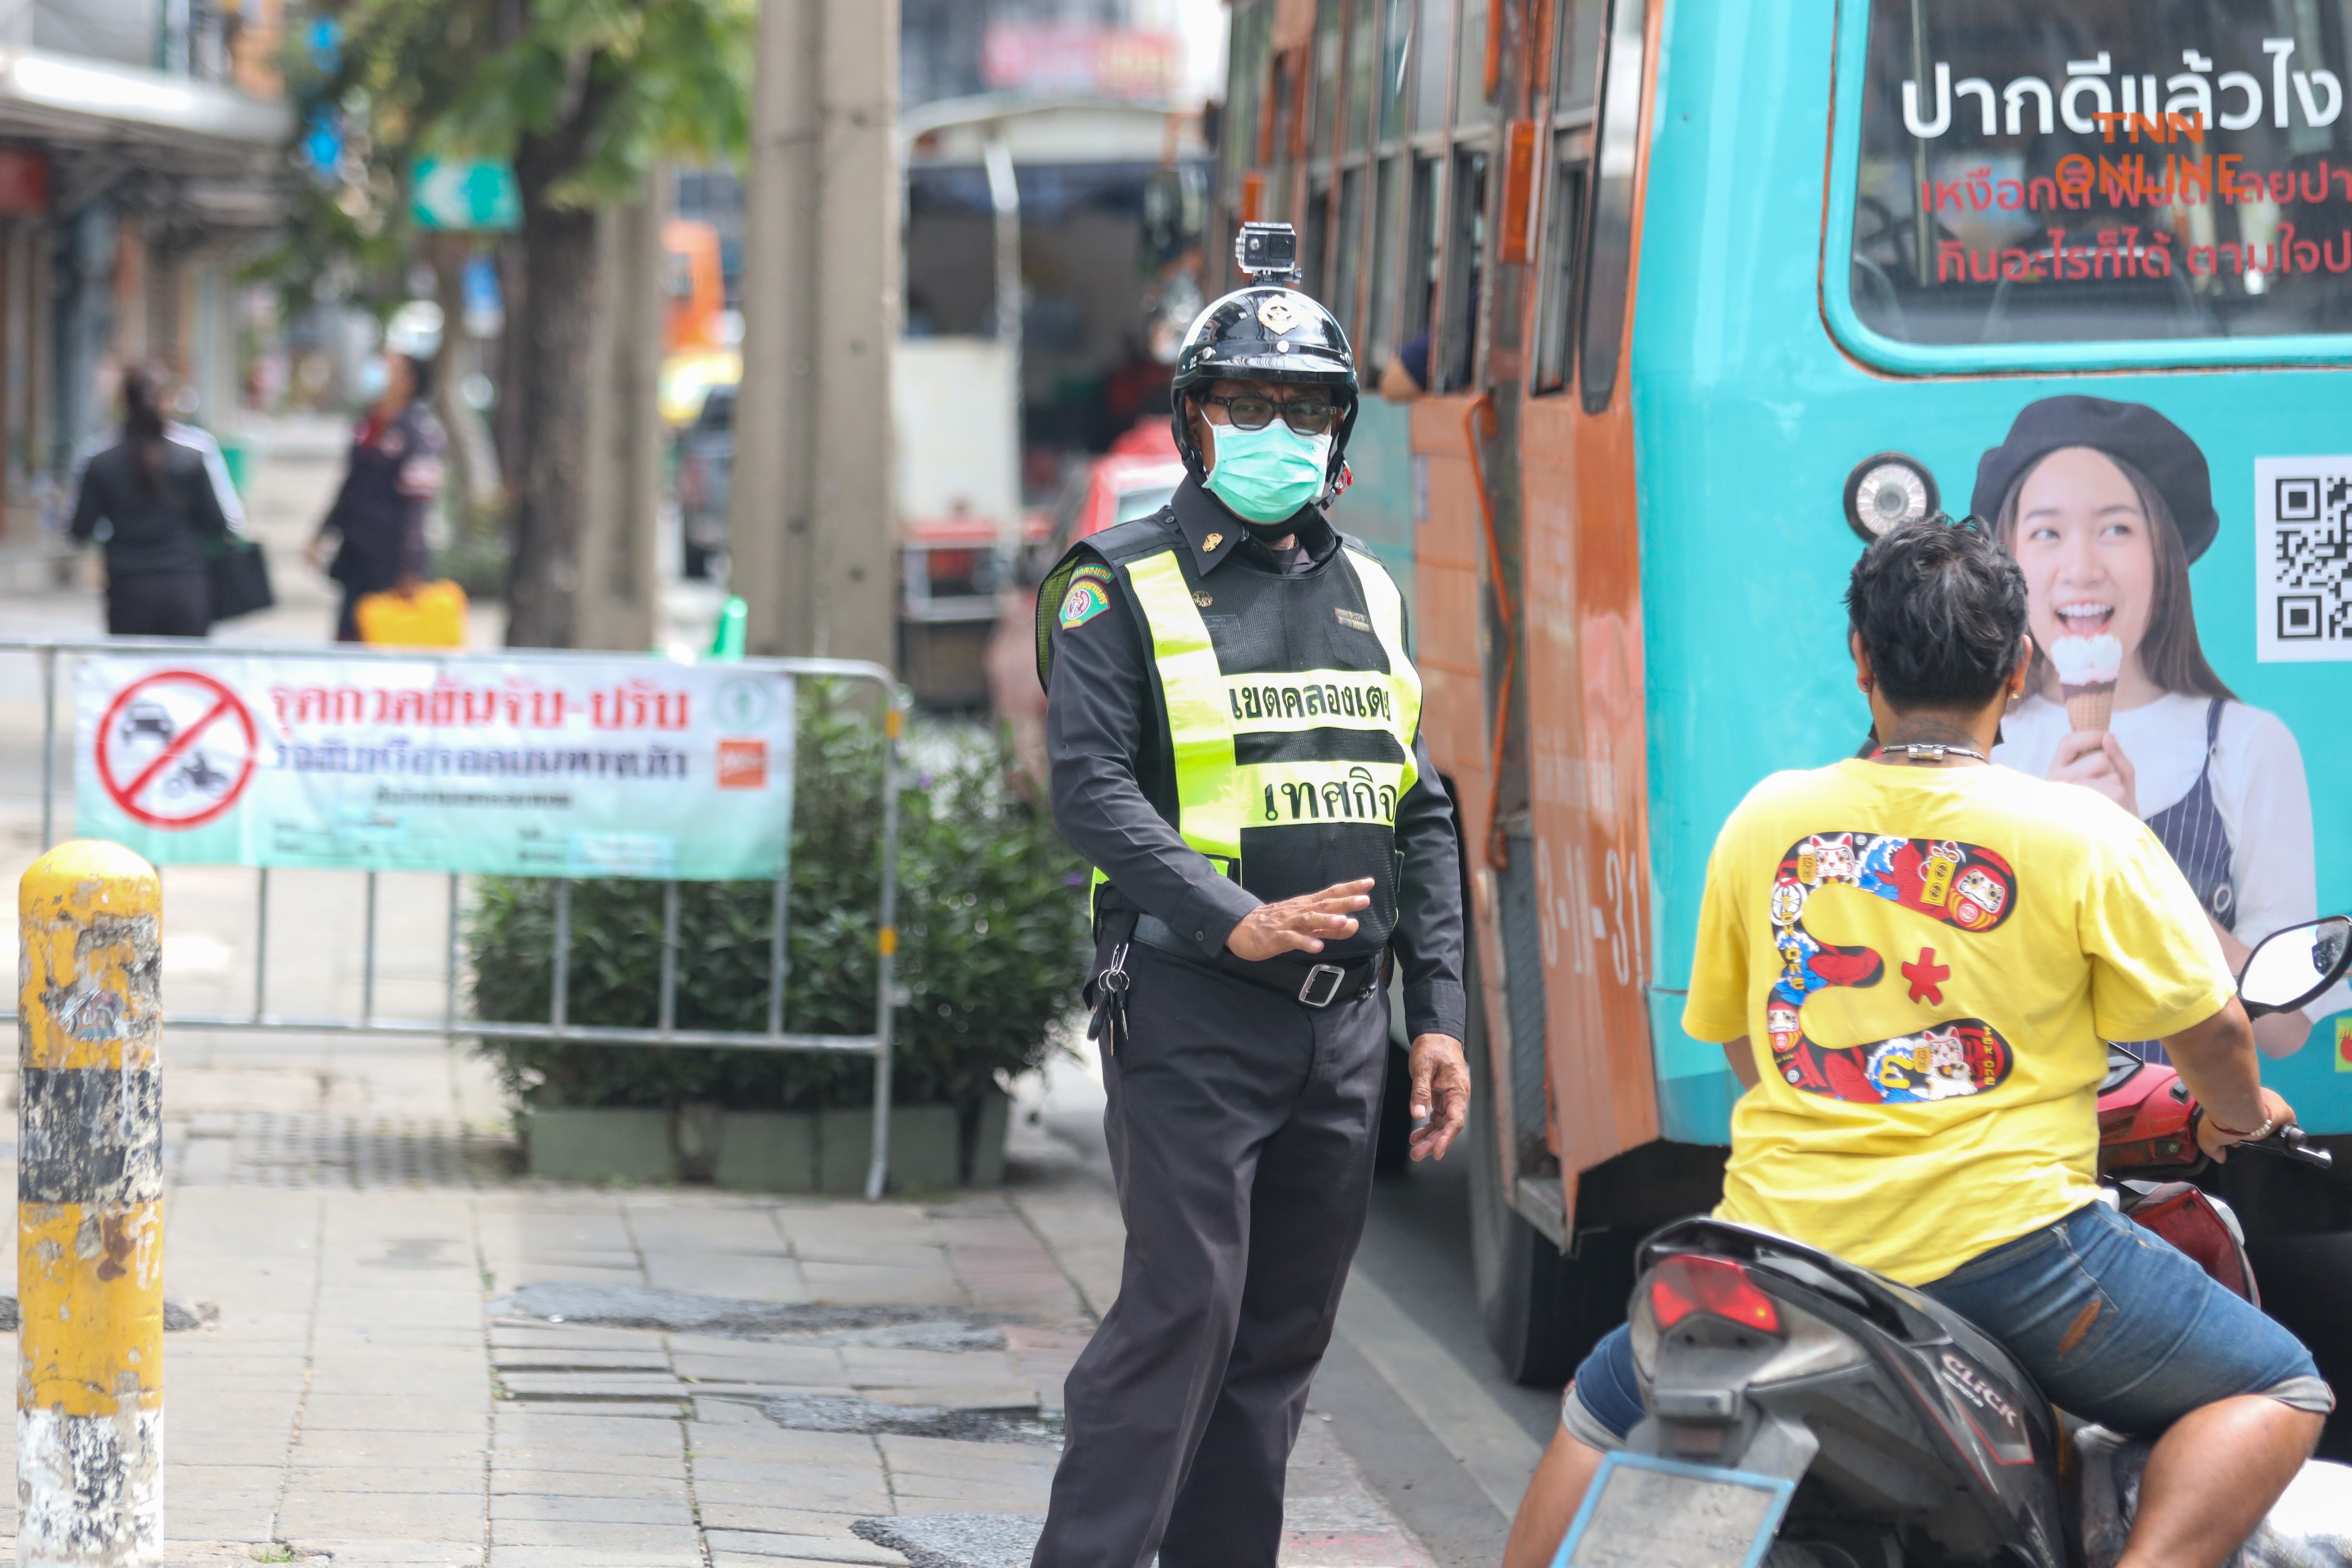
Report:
730,0,901,667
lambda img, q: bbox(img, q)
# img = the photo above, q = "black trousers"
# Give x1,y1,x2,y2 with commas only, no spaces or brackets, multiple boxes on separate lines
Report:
1033,941,1388,1568
105,570,209,637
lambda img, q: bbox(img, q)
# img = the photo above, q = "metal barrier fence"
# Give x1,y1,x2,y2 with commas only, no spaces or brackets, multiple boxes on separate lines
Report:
0,637,905,1199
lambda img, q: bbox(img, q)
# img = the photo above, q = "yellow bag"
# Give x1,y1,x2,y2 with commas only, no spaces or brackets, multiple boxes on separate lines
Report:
355,579,469,648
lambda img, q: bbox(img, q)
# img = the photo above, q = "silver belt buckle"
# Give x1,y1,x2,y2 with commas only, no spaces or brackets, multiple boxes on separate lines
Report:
1298,964,1347,1008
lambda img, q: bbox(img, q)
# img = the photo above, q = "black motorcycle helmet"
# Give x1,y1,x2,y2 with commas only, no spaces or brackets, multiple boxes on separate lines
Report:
1169,223,1359,501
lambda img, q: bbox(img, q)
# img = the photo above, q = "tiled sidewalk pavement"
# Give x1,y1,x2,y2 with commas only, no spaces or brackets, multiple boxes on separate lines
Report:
0,1104,1435,1566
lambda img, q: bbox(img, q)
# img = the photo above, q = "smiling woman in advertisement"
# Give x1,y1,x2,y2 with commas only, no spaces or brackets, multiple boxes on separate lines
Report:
1980,395,2342,1056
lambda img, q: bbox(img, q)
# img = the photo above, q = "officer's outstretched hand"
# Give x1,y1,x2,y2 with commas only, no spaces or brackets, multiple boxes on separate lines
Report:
1408,1034,1470,1162
1225,878,1375,960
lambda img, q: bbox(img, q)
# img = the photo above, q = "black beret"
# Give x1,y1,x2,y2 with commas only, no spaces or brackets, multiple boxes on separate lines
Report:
1970,396,2218,564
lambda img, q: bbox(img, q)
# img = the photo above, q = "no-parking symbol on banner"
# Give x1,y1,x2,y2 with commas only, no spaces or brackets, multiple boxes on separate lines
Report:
92,669,259,830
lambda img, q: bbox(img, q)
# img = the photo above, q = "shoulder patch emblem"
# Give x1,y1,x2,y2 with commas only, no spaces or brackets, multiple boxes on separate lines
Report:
1192,591,1213,607
1334,607,1373,633
1058,580,1112,630
1202,531,1224,551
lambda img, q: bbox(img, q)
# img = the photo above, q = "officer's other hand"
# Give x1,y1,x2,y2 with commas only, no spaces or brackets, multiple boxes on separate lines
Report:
1408,1033,1470,1161
1225,878,1374,961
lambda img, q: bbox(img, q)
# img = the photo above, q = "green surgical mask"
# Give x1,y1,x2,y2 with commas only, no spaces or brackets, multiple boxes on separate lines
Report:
1203,420,1332,524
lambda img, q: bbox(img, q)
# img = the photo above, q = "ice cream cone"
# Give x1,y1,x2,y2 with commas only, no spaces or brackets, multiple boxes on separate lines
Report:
2062,683,2115,733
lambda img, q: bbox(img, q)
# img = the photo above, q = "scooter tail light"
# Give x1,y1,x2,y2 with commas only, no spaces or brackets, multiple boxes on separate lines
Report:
1649,1254,1782,1334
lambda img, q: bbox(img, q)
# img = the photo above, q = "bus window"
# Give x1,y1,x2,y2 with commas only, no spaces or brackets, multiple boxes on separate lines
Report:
1335,166,1367,335
1370,153,1406,362
1441,148,1489,390
1554,0,1606,113
1346,0,1378,152
1305,177,1332,296
1226,5,1271,202
1845,0,2352,350
1380,0,1412,142
1312,0,1342,162
1456,0,1492,126
1579,0,1647,414
1269,40,1296,166
1413,0,1452,133
1407,154,1442,345
1533,153,1587,391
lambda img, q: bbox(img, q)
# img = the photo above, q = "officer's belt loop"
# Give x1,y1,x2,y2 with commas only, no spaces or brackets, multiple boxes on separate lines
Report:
1132,913,1376,1008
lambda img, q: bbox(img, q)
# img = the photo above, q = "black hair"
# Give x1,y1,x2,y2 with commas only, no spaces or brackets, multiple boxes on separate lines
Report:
121,366,167,498
1845,516,2028,710
402,353,435,403
1992,449,2235,703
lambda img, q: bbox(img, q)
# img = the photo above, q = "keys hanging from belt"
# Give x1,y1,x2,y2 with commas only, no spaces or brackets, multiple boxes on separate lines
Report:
1090,940,1132,1053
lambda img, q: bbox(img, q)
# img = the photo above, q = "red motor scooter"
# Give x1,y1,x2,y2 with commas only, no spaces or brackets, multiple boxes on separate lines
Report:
1550,914,2352,1568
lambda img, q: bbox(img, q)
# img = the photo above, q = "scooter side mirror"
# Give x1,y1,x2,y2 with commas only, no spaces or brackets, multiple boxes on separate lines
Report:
2237,915,2352,1019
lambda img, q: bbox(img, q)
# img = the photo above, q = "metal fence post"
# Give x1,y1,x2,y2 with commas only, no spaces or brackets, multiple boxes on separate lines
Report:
17,840,165,1564
865,689,905,1201
37,644,55,852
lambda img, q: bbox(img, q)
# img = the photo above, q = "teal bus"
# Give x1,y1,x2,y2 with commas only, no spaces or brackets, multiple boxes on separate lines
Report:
1216,0,2352,1382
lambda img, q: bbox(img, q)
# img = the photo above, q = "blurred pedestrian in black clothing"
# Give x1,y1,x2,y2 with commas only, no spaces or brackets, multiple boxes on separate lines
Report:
310,352,445,642
69,367,231,637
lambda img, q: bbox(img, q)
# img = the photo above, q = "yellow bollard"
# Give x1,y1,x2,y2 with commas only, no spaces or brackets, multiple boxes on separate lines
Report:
17,841,164,1567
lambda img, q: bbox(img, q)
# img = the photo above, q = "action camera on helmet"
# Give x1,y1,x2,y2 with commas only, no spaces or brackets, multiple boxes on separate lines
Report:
1235,222,1302,285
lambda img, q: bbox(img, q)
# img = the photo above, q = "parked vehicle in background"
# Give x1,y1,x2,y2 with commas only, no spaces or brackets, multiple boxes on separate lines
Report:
675,384,734,580
986,419,1187,783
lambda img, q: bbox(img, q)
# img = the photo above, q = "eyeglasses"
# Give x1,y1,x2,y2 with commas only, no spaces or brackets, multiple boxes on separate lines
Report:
1195,393,1342,436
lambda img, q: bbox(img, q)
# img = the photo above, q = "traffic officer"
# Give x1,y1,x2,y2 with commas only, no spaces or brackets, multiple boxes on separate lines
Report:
1031,223,1470,1568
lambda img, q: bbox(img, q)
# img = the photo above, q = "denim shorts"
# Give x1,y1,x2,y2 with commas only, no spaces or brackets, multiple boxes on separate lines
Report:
1566,1200,2331,1446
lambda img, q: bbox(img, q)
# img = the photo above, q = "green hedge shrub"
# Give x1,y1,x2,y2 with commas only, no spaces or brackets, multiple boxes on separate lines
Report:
467,682,1089,1117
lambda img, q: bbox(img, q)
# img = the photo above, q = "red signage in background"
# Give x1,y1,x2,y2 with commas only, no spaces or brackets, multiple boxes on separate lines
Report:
982,24,1180,102
0,150,47,217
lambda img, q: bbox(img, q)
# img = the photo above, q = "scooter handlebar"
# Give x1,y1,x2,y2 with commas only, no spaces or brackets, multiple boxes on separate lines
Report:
2238,1124,2335,1170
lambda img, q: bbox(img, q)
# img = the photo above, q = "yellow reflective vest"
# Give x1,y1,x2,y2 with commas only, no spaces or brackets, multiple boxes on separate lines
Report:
1038,516,1424,955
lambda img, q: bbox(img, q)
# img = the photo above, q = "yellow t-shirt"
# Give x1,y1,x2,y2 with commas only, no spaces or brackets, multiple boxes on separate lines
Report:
1682,758,2234,1286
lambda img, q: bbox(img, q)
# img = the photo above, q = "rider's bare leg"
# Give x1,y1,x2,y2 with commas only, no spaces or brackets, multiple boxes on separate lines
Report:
2116,1395,2321,1568
1503,1423,1606,1568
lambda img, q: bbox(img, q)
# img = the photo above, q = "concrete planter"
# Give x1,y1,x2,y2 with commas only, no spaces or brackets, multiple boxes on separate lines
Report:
524,1107,676,1184
713,1111,820,1191
524,1092,1010,1193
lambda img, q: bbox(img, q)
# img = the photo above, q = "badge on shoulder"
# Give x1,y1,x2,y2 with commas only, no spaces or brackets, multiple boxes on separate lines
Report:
1060,580,1113,630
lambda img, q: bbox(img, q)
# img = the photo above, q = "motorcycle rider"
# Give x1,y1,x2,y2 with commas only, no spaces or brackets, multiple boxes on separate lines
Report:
1505,517,2329,1568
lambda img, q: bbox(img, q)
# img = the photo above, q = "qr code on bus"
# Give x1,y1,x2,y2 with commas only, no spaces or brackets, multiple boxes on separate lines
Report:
2255,458,2352,663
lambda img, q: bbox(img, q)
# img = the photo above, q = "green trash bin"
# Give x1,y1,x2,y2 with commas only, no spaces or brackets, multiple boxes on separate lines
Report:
707,595,747,662
217,438,249,501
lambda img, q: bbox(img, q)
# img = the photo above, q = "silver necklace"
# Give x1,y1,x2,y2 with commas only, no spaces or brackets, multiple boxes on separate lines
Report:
1875,743,1988,765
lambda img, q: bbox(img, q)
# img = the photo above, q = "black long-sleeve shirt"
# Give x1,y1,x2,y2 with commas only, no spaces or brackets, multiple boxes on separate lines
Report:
321,402,444,592
1045,478,1467,1043
70,440,231,578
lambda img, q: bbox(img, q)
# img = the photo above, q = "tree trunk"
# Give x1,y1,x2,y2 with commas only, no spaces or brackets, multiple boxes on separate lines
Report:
502,127,602,648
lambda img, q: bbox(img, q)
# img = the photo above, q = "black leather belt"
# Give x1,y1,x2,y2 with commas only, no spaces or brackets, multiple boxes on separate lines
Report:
1132,913,1378,1008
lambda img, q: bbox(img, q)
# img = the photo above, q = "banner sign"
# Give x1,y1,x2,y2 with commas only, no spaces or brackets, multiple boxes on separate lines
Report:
75,656,795,880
